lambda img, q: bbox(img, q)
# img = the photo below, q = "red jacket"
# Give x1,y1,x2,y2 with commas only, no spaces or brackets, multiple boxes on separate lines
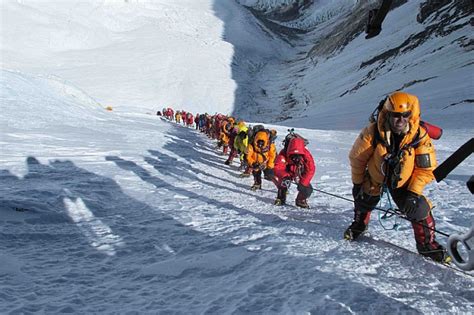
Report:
274,137,315,186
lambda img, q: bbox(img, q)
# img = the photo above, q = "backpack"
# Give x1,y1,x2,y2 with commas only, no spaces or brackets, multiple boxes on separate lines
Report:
248,124,266,144
283,129,309,153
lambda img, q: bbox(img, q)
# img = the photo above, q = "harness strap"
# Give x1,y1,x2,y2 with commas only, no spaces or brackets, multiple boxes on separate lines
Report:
378,185,401,230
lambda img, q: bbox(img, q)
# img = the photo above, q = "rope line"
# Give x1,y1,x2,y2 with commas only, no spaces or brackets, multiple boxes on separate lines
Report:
313,187,451,238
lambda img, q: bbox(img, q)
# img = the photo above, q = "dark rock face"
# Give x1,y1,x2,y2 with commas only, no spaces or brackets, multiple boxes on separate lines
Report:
232,0,472,125
243,0,313,23
417,0,472,23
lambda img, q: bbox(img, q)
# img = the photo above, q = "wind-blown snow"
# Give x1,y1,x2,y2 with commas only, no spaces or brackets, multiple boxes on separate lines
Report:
1,0,473,313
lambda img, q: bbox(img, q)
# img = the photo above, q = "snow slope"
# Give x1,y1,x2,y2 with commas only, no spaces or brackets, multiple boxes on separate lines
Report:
232,0,473,129
1,0,240,114
2,1,472,129
1,0,473,313
1,69,473,313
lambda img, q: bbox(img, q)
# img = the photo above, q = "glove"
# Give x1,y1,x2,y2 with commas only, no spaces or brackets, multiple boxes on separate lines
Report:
403,192,419,218
352,184,363,200
281,177,292,188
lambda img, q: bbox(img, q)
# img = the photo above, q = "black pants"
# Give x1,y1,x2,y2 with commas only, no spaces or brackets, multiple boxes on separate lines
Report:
355,187,430,221
253,170,262,185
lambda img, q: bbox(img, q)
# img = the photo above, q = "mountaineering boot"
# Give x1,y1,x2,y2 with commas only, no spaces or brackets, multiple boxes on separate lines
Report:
274,198,285,206
343,227,355,241
274,188,287,206
295,191,310,209
417,243,452,264
250,184,261,191
224,160,231,165
295,198,310,209
412,213,451,263
343,223,367,240
343,210,372,240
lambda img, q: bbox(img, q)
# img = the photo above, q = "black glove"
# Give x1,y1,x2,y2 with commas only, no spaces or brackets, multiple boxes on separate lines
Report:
281,177,292,188
352,184,363,200
403,192,420,218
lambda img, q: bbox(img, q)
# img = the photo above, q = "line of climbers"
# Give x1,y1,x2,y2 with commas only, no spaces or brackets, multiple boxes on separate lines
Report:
160,91,451,264
217,117,315,210
158,108,201,129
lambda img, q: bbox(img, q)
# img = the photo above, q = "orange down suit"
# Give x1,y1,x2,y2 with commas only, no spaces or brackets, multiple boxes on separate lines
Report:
349,96,437,197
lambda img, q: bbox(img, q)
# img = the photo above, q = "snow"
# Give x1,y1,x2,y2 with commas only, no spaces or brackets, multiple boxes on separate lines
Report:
1,0,473,313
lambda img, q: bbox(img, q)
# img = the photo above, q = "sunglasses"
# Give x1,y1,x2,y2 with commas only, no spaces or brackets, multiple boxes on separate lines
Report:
290,155,302,163
389,111,411,119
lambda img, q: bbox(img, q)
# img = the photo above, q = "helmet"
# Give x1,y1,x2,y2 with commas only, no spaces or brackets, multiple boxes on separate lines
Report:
228,117,235,124
383,91,419,113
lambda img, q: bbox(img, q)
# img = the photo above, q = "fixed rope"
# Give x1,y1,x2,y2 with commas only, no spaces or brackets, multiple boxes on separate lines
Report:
312,187,451,238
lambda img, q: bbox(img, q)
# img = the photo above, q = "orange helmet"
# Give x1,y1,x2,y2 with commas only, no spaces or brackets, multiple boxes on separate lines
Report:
383,91,419,113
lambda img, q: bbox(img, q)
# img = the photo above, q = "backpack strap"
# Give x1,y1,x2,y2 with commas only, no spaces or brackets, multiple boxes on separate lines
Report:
403,127,425,151
371,123,388,149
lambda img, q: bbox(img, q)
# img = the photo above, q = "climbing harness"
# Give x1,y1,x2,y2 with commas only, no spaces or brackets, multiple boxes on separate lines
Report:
377,185,401,231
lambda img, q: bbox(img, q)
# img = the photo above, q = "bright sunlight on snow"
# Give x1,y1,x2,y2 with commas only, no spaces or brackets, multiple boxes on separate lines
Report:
1,0,473,313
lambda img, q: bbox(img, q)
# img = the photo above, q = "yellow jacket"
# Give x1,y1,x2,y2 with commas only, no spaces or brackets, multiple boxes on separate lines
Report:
349,99,436,196
234,125,249,155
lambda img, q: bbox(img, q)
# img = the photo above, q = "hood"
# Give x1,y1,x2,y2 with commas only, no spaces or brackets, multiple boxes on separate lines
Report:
253,130,269,149
287,137,306,156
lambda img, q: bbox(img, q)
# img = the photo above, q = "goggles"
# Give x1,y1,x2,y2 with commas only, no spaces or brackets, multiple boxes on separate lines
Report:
389,111,411,119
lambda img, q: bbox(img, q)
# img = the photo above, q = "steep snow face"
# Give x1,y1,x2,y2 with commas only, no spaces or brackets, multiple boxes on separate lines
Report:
231,0,473,129
1,0,472,130
1,0,238,114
